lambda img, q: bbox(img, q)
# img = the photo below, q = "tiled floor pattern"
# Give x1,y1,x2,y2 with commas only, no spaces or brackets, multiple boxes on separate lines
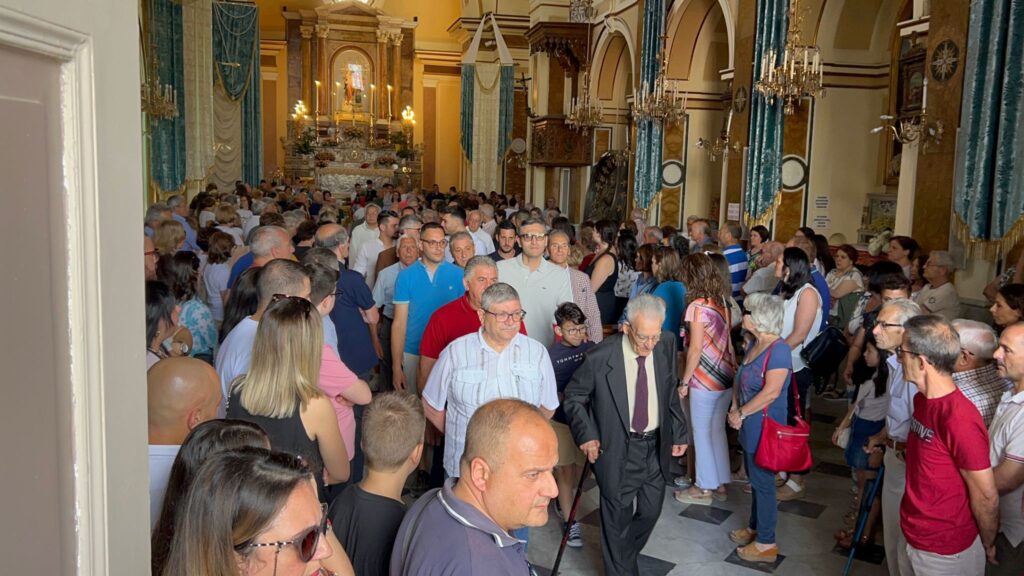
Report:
524,396,890,575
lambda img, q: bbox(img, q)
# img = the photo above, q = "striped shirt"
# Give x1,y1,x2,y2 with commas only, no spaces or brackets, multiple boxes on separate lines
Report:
988,389,1024,546
953,363,1011,427
423,330,559,478
682,299,736,392
566,267,604,343
722,244,749,299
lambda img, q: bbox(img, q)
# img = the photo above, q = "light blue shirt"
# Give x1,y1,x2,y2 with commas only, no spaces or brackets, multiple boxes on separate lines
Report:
172,213,199,252
373,261,407,319
323,314,339,356
885,354,917,442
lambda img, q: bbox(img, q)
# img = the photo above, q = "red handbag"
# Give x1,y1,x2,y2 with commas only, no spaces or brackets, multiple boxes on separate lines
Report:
753,347,813,473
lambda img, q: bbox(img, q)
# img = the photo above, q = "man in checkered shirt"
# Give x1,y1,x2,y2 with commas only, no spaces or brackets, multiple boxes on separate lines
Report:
951,319,1011,427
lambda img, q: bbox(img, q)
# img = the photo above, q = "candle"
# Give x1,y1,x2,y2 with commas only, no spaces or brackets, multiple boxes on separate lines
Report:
725,107,733,133
387,85,393,118
922,76,928,113
370,84,376,118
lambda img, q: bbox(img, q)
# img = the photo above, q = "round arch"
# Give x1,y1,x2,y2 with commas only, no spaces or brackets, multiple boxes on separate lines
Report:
665,0,735,72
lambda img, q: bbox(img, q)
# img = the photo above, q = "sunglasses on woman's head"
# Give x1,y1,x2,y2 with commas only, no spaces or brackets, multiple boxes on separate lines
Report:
241,502,328,563
270,294,314,313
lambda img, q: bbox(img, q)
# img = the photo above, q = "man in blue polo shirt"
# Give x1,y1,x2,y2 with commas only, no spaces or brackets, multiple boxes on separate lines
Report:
391,222,463,392
390,399,558,576
718,222,748,302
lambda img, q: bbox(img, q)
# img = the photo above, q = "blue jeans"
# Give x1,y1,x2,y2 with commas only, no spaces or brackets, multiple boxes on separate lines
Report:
742,417,777,545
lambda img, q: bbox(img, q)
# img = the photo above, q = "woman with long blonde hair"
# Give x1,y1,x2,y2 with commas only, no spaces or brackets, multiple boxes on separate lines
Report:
227,295,350,500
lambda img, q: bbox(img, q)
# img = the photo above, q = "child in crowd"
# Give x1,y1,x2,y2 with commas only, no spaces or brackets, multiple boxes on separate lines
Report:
329,393,425,576
548,302,597,548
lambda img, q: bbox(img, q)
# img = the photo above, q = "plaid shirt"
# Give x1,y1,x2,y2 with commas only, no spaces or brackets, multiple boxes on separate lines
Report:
953,363,1011,427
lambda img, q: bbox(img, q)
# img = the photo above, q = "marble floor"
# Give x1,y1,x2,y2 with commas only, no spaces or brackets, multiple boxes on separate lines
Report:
523,396,891,576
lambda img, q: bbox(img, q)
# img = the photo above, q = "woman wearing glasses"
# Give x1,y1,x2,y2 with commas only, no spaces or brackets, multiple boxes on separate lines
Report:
161,448,348,576
227,296,351,501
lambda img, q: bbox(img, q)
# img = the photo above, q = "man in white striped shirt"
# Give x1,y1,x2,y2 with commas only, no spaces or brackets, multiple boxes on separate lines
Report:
422,282,559,480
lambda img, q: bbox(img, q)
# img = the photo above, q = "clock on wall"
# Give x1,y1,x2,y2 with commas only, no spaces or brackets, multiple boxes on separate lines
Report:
733,86,748,114
930,40,959,82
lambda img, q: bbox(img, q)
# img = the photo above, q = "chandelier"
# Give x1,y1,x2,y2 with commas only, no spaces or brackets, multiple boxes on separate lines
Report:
141,51,179,122
566,0,603,132
753,0,823,115
633,35,687,127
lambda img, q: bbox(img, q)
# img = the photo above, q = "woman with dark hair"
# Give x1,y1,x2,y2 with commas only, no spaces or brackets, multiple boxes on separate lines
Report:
675,253,735,505
990,283,1024,327
826,244,865,320
795,226,815,240
774,247,822,501
161,448,349,576
219,267,261,344
613,230,640,317
887,235,920,279
650,247,687,334
157,252,218,361
747,225,771,277
152,420,271,575
146,280,191,368
227,296,350,500
630,243,659,299
293,220,319,260
203,231,236,324
812,234,835,275
587,219,621,324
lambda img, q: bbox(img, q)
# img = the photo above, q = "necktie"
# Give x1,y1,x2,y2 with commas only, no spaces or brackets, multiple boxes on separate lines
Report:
632,355,649,432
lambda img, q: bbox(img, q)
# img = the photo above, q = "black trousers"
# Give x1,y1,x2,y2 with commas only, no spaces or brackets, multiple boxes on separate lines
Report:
377,315,393,392
597,436,664,576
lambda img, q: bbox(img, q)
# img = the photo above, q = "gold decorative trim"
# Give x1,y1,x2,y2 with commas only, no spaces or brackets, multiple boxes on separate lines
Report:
953,212,1024,261
743,189,783,229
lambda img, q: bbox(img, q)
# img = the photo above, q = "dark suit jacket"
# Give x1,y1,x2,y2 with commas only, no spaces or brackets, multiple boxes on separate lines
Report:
563,331,689,491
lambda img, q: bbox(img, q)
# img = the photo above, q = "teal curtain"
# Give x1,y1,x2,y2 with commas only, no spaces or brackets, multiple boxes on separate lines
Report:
149,0,186,192
497,65,514,159
460,63,475,161
953,0,1024,249
213,1,261,183
744,0,788,226
632,0,666,210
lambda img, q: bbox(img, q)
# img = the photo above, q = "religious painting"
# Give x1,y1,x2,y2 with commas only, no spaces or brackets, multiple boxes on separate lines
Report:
331,48,373,116
897,40,926,117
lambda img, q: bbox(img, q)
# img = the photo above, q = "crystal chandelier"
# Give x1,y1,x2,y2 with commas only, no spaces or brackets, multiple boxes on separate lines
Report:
632,35,687,128
753,0,823,115
141,51,179,122
566,0,603,132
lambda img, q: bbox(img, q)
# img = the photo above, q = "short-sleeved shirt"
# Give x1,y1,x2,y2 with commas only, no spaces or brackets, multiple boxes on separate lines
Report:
497,256,574,348
330,268,379,376
203,262,231,322
390,480,531,576
419,294,526,360
652,281,686,336
149,444,180,528
352,237,385,288
722,244,749,299
372,261,406,319
885,355,916,442
179,298,218,358
548,340,596,423
683,299,736,392
216,317,259,401
901,389,992,555
171,213,199,253
319,344,359,459
423,331,559,478
737,339,791,416
953,363,1011,427
393,260,465,355
913,282,960,321
989,389,1024,547
329,485,406,576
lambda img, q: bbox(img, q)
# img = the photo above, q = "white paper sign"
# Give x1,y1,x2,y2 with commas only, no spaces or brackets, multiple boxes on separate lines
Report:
727,203,740,220
812,215,831,229
814,195,829,210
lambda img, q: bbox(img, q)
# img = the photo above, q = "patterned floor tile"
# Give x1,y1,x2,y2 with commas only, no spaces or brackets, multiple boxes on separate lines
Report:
832,542,886,565
678,503,734,525
638,554,676,576
777,498,828,519
815,460,854,477
723,550,786,573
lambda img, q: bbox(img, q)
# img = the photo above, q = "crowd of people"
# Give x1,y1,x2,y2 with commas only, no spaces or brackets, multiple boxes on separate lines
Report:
143,178,1024,576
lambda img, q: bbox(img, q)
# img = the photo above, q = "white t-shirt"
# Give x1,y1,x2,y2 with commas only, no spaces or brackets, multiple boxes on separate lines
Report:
352,237,385,288
349,222,378,266
216,317,259,402
913,282,960,321
203,262,231,322
216,225,245,247
470,228,495,254
853,380,889,422
149,444,180,528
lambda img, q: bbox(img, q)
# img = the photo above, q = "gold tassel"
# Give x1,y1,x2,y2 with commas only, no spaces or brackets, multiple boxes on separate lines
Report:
953,212,1024,262
743,189,783,229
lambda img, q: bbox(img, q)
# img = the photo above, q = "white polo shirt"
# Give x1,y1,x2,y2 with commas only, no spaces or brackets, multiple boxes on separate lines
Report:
989,388,1024,547
496,256,574,347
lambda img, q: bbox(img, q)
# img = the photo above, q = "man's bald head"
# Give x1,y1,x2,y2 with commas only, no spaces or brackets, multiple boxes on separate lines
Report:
147,357,222,445
460,398,552,474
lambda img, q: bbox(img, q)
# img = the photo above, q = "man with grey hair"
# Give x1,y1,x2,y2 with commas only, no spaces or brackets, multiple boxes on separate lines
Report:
350,203,381,265
689,219,711,254
642,225,663,246
166,194,199,252
374,214,422,280
144,202,172,238
914,250,960,321
243,198,269,237
373,236,420,392
743,241,785,295
225,225,294,290
866,297,923,576
897,315,998,574
564,294,690,576
466,209,496,254
448,231,476,269
951,318,1011,426
479,203,497,236
352,210,398,290
422,282,558,481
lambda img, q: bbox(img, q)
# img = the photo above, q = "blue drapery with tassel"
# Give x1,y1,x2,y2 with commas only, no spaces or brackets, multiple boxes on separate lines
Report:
953,0,1024,251
633,0,666,210
497,65,514,159
744,0,788,226
460,63,475,161
149,0,186,192
213,1,261,184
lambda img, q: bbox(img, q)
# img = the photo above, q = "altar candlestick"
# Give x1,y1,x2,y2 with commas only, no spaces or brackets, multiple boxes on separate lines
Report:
387,85,393,119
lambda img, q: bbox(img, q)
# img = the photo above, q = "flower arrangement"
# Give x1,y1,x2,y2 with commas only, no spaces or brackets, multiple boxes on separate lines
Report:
376,155,396,166
343,126,364,141
293,127,316,156
314,151,336,168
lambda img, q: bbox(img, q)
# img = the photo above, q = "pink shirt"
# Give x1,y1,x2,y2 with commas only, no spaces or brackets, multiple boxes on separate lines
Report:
319,344,359,460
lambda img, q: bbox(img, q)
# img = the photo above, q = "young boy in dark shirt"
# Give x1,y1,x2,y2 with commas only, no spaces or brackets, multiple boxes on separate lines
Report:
548,302,596,548
329,392,425,576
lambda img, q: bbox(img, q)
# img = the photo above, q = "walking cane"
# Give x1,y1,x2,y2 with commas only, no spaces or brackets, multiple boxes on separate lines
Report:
550,460,591,575
843,463,885,576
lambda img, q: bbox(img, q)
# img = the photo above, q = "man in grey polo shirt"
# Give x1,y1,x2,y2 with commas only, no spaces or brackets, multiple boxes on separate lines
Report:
497,217,573,347
390,399,558,576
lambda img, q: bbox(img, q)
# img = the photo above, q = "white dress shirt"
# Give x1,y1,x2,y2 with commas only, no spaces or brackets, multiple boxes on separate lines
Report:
621,336,659,433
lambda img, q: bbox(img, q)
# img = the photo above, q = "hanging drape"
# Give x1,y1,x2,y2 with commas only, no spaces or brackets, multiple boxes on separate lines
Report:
210,84,243,191
212,0,261,185
149,0,186,192
633,0,666,210
473,63,502,192
744,0,788,227
183,0,215,196
953,0,1024,255
460,63,476,161
497,66,515,159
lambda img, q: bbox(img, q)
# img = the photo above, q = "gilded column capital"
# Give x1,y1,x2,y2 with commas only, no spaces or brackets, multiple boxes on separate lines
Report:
300,25,314,39
315,24,331,39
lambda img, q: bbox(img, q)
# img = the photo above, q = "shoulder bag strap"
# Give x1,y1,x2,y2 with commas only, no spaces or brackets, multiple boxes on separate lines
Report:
759,346,772,417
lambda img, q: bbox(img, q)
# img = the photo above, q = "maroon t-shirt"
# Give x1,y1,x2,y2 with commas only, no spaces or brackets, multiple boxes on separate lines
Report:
418,294,526,359
900,388,991,554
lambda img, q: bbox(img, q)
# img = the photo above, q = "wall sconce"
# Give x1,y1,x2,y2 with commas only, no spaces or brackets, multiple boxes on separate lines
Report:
870,113,943,154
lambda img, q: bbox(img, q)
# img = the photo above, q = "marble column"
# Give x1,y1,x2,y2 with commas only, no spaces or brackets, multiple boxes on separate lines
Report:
300,25,313,108
316,24,330,118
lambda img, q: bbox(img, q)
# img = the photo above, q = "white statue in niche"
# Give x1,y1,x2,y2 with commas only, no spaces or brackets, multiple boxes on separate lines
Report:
332,49,373,116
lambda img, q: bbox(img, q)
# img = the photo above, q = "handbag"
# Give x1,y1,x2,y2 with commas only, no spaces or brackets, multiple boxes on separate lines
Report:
754,348,813,472
801,325,849,375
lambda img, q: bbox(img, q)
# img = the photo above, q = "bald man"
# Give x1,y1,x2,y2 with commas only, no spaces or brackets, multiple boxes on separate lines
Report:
148,357,222,527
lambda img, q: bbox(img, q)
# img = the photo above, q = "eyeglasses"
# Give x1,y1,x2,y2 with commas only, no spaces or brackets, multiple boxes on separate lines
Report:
519,233,548,243
421,239,448,248
484,309,527,322
629,331,662,344
562,326,588,336
877,321,904,330
894,345,922,358
144,250,158,257
241,503,328,564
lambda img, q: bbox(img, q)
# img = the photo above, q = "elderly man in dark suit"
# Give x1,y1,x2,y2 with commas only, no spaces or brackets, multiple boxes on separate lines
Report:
564,294,690,576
